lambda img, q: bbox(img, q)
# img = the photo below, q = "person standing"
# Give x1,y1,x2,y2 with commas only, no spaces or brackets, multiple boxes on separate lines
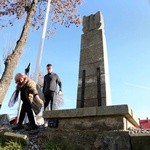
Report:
12,73,43,131
43,64,62,110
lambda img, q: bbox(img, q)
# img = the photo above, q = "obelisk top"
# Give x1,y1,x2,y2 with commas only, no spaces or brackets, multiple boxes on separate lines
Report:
82,11,104,33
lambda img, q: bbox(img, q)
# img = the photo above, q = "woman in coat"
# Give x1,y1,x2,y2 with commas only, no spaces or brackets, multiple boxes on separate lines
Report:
12,73,43,131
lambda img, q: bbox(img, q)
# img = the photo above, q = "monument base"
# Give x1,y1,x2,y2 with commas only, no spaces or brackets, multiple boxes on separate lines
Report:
38,130,131,149
40,105,143,149
43,104,139,131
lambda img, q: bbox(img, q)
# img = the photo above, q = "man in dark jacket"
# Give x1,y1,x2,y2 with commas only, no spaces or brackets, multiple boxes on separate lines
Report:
43,64,62,110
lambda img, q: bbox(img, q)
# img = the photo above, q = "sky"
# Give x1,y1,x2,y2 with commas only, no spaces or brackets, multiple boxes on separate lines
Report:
0,0,150,120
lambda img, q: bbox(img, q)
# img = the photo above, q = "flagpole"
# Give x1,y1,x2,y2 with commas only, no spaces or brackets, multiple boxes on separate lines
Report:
34,0,51,83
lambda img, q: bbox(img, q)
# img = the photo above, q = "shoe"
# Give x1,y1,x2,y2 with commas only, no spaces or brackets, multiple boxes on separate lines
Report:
12,124,24,130
25,124,38,131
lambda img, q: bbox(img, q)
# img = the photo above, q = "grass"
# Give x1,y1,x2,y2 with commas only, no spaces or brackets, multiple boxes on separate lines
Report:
0,140,23,150
0,135,23,150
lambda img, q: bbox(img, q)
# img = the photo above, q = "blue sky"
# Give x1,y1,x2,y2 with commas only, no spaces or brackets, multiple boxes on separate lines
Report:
0,0,150,119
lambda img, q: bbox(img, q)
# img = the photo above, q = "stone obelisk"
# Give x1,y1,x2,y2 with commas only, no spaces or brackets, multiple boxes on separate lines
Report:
77,11,111,108
43,12,139,149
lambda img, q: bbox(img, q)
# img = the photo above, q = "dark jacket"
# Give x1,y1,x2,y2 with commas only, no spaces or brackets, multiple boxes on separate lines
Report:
43,72,62,93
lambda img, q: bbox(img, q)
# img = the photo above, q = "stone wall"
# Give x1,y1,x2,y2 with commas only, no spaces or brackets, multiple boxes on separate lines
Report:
43,105,139,131
37,126,150,150
38,130,131,150
42,105,140,149
129,128,150,150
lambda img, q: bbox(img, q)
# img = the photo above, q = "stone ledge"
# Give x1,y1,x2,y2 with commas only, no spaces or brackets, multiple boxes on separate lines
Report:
130,133,150,136
38,130,132,150
4,132,29,145
130,134,150,150
43,104,139,127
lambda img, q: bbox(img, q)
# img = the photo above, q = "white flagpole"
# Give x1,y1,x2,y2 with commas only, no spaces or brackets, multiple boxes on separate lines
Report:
34,0,51,83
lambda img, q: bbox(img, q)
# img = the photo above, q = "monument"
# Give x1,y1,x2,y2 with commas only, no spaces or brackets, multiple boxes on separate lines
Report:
1,12,150,150
42,12,141,149
77,11,111,108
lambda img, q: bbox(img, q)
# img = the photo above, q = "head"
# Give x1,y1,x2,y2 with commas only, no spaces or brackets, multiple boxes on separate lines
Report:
15,73,27,85
47,64,53,73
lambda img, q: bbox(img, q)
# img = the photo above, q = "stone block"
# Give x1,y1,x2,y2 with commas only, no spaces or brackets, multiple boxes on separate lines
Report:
78,62,105,78
84,86,98,99
83,97,106,107
43,105,139,130
44,107,97,119
4,132,29,145
80,44,104,57
77,86,106,107
130,134,150,150
81,30,103,49
96,105,139,127
78,75,105,88
77,97,106,108
38,130,131,150
84,98,98,107
58,116,125,131
83,11,102,33
78,76,97,88
80,47,104,66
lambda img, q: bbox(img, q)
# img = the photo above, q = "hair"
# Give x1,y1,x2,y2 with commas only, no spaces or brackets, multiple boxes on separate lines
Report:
47,64,52,67
15,73,27,81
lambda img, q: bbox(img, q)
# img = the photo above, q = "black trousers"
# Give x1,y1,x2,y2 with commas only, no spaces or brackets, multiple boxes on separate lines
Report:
18,100,35,126
44,91,56,110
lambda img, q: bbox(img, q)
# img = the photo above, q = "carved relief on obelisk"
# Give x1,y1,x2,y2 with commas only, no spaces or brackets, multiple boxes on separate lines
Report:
77,11,111,108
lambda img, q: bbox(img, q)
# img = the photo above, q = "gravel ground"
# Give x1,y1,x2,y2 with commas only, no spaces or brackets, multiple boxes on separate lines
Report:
12,125,46,150
128,127,150,135
0,125,46,150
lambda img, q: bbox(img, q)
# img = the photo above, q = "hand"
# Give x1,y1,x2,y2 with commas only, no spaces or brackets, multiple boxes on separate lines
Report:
39,99,44,106
58,91,62,95
34,95,44,106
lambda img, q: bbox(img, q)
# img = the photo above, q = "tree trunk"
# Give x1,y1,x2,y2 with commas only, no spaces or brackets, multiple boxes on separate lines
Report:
0,0,37,107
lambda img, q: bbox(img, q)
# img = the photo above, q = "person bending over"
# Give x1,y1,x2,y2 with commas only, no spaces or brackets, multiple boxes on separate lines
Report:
12,73,43,131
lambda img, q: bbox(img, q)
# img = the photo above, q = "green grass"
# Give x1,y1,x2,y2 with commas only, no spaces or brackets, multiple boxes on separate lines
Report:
1,140,23,150
0,136,23,150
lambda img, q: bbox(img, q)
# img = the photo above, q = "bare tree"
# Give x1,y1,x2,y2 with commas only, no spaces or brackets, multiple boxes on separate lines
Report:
0,0,82,107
